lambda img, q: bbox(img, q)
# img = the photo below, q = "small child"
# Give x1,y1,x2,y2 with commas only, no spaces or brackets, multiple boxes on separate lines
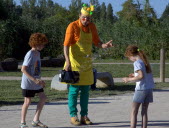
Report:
122,45,154,128
20,33,48,128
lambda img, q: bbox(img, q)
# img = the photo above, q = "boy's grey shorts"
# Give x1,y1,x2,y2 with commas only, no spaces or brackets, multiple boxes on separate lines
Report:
133,89,153,103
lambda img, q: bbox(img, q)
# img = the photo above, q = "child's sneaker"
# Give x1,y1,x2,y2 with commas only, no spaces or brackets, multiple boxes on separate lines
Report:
81,116,93,125
70,116,81,126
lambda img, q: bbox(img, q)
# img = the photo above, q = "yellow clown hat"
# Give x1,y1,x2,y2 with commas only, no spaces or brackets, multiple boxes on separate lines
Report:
81,4,95,16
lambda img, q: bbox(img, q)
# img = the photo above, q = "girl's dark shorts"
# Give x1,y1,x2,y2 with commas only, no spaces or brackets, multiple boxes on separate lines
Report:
22,88,44,97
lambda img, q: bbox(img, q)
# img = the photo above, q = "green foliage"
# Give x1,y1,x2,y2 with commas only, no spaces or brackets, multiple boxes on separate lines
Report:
160,3,169,21
0,0,8,20
90,0,101,22
106,3,114,23
0,0,169,60
117,0,142,24
142,0,158,26
69,0,82,20
41,15,68,57
0,14,24,60
100,2,106,21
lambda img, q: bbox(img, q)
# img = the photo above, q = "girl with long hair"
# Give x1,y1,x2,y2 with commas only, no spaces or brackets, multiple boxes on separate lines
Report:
122,45,155,128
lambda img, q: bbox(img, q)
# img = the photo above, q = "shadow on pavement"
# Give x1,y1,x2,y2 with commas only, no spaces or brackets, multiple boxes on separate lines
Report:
0,108,35,111
0,101,23,107
45,101,111,106
154,89,169,92
148,120,169,126
90,120,169,127
90,121,130,127
51,120,169,128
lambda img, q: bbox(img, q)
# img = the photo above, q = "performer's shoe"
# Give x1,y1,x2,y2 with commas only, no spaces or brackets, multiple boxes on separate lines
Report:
81,116,93,125
70,116,81,126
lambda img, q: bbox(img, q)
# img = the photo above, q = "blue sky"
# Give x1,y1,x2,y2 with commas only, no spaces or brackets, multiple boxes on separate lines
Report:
14,0,169,18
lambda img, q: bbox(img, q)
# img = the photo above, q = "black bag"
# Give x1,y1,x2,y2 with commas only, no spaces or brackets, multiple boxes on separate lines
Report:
59,70,80,84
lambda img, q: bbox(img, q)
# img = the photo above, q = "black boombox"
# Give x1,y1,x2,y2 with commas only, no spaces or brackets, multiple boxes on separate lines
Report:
59,70,80,84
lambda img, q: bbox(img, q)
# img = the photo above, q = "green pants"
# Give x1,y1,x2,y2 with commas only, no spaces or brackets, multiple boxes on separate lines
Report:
68,85,90,117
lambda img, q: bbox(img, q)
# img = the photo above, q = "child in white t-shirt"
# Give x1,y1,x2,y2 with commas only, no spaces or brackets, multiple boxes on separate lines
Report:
20,33,48,128
122,45,154,128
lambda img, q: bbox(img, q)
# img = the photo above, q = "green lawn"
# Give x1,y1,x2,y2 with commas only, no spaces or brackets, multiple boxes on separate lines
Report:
0,63,169,78
0,60,169,107
0,67,62,77
93,64,169,77
93,59,169,63
0,80,169,107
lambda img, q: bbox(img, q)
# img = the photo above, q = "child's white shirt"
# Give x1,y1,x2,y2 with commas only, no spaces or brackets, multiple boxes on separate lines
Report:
134,59,155,90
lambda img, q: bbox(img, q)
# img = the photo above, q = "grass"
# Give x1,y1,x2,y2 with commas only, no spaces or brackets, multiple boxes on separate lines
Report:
94,64,169,77
0,63,169,77
0,59,169,107
0,80,169,107
0,67,62,77
0,80,68,107
93,59,169,63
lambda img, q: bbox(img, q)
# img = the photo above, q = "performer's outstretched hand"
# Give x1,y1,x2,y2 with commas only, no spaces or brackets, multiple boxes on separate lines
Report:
101,40,114,48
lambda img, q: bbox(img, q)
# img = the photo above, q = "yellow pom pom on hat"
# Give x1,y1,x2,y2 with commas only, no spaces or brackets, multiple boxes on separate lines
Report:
81,4,95,16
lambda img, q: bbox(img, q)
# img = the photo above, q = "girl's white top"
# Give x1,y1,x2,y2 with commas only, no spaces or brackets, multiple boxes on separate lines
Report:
134,59,155,90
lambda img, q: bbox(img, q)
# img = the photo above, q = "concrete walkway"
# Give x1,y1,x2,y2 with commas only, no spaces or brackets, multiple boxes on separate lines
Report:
1,63,169,127
0,89,169,128
1,76,169,83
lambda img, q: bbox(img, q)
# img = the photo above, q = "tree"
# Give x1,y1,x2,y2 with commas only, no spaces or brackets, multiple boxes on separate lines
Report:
143,0,157,25
68,0,82,21
100,2,106,21
0,0,16,20
29,0,37,18
46,0,55,17
20,0,31,17
0,0,8,20
143,0,156,18
160,3,169,21
90,0,101,21
117,0,142,24
106,3,114,23
69,0,82,13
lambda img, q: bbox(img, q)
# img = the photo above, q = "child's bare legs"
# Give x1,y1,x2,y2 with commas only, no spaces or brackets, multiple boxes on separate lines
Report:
141,103,149,128
21,97,32,123
33,92,47,122
130,102,141,128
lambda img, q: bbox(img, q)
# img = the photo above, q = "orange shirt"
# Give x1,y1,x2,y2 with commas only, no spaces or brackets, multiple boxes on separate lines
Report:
63,19,101,46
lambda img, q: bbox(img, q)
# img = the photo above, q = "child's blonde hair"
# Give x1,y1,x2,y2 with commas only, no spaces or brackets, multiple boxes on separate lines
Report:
125,45,152,73
29,33,48,47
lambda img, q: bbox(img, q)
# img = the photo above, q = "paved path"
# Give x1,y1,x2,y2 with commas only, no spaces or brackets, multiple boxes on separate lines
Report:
0,63,169,127
1,76,169,83
93,63,169,65
0,89,169,128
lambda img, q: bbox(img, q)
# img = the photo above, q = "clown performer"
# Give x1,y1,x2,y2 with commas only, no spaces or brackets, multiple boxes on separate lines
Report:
63,4,113,126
